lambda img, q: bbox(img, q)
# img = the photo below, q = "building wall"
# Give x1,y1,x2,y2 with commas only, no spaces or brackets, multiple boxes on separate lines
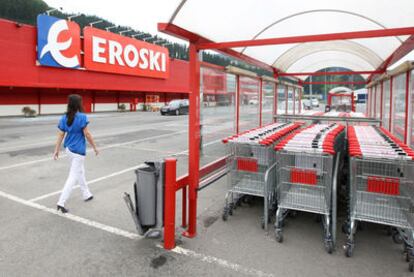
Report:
0,19,190,116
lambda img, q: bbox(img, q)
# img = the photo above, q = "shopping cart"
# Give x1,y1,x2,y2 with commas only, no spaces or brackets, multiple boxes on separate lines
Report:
345,125,414,271
222,122,302,230
274,123,345,253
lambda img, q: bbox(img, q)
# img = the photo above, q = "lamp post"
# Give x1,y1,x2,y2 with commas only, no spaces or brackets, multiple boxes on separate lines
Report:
119,29,133,36
105,25,118,32
89,20,103,27
45,7,62,15
68,14,83,21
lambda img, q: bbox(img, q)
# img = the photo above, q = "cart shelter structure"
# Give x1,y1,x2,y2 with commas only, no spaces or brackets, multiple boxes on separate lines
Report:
156,0,414,249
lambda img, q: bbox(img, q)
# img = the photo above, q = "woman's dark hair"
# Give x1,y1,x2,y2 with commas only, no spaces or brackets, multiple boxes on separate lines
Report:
66,94,83,126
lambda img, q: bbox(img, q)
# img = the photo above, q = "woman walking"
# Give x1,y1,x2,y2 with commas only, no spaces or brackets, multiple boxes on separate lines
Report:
53,94,99,213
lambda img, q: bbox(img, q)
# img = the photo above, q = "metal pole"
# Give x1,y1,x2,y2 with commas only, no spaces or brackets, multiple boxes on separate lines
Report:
199,51,204,155
183,43,200,238
164,158,177,250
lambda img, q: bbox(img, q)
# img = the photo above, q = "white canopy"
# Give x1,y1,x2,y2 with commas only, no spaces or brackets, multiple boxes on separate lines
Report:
163,0,414,78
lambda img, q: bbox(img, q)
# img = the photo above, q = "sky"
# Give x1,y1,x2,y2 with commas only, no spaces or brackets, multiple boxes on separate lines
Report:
43,0,184,43
43,0,414,71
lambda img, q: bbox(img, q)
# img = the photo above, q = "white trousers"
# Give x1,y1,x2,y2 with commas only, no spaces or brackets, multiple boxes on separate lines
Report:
57,148,93,207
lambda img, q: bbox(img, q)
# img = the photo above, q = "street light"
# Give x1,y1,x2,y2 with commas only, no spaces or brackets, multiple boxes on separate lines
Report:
45,7,62,15
89,20,103,27
67,13,84,21
105,25,118,31
119,29,133,35
132,33,149,39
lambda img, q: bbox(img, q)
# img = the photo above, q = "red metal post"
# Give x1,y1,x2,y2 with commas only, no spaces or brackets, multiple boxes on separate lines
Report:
182,187,187,227
164,158,177,250
259,79,263,126
184,43,200,238
389,77,394,131
404,71,410,143
236,75,240,133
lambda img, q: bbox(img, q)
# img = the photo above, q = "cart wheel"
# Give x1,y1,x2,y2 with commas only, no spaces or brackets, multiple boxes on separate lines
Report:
342,221,350,234
393,232,404,244
385,226,393,236
325,240,334,254
222,209,228,221
275,230,283,243
344,244,353,257
289,211,298,218
409,261,414,272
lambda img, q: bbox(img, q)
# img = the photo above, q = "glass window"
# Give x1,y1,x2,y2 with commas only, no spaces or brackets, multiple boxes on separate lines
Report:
262,81,274,125
287,86,294,115
382,80,391,130
392,74,407,142
239,76,259,132
277,85,287,115
376,84,382,120
372,86,377,118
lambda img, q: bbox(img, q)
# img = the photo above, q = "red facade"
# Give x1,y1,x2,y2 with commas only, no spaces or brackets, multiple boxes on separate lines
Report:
0,19,190,114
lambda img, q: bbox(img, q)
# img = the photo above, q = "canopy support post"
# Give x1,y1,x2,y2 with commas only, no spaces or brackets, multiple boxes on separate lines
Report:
183,43,200,238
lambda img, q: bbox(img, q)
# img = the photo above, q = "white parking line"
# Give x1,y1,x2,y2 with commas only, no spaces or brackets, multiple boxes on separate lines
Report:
0,131,185,171
28,138,222,203
28,164,144,202
0,190,140,240
162,245,274,277
0,188,273,277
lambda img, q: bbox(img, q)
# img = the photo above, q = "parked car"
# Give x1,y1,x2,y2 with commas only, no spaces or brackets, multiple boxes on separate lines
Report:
311,98,320,107
160,99,189,115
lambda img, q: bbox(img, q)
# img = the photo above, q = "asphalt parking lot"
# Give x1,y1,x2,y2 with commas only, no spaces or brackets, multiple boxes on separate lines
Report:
0,106,411,277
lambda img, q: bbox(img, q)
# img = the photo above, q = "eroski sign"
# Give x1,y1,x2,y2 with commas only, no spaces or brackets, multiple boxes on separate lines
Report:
37,14,81,68
83,27,169,79
36,15,169,79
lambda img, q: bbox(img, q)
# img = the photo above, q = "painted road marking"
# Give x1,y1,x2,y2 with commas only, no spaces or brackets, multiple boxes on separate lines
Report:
157,245,274,277
27,164,145,202
28,138,222,203
0,189,273,277
0,190,140,240
0,131,185,171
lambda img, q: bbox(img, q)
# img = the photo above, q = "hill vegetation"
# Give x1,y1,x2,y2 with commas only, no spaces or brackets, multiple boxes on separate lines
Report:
0,0,365,92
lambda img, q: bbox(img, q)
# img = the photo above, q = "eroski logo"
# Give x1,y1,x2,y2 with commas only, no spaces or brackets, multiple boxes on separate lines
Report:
37,15,81,68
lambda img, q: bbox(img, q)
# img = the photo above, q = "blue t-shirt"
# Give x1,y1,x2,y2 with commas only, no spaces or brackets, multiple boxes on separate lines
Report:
58,112,89,155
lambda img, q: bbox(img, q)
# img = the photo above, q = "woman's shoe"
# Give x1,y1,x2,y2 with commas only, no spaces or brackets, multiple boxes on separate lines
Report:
84,196,94,202
57,205,69,213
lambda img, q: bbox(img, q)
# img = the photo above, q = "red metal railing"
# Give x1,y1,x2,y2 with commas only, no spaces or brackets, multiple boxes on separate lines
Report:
163,156,228,250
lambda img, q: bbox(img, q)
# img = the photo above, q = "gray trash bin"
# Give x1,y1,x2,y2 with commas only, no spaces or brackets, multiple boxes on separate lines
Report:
135,165,158,227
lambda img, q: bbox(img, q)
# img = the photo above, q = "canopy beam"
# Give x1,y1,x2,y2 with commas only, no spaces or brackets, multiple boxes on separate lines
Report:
196,27,414,50
368,35,414,82
280,70,383,77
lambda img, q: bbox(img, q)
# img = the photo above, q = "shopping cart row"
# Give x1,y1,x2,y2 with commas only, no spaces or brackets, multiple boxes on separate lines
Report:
221,122,303,230
345,125,414,271
274,123,345,253
221,121,414,271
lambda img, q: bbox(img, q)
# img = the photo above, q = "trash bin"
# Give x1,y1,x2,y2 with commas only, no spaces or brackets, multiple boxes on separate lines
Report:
135,165,158,227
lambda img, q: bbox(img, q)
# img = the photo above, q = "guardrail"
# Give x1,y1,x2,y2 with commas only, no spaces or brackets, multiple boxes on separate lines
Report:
164,155,229,249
